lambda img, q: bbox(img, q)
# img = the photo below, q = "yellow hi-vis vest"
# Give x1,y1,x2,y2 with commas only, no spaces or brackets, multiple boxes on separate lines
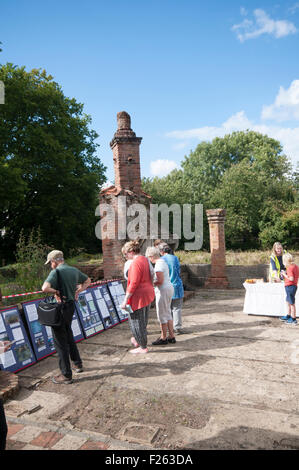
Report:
269,254,281,281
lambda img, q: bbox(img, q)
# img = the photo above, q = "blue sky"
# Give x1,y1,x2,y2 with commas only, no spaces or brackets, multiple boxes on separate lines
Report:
1,0,299,183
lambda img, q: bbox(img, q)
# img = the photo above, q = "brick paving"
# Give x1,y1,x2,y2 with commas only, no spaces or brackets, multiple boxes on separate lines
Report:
2,290,299,450
6,421,111,450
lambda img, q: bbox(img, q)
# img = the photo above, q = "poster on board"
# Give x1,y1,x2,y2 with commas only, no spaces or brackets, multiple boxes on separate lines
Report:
0,307,36,373
107,280,128,321
75,289,106,338
22,299,84,360
90,284,120,328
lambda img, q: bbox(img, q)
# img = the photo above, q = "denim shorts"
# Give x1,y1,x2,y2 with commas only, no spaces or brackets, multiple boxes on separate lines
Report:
285,285,297,305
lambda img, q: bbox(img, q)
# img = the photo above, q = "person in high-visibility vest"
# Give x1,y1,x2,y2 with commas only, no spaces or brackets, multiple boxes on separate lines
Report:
269,242,285,282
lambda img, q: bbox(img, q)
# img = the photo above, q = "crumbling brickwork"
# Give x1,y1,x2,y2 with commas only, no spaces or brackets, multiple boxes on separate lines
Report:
99,112,151,279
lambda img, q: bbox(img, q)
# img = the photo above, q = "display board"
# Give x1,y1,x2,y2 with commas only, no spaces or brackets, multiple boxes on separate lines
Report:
75,289,106,338
107,280,128,322
22,299,84,360
90,284,120,328
0,307,36,372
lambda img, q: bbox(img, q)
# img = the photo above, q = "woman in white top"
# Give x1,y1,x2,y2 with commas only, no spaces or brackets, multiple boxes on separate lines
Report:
145,246,175,345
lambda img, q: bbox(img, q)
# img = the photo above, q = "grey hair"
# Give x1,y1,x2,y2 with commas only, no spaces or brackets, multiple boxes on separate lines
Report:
158,243,170,253
145,246,160,258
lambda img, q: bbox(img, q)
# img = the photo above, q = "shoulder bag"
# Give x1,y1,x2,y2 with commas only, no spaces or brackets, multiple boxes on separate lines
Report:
37,269,64,327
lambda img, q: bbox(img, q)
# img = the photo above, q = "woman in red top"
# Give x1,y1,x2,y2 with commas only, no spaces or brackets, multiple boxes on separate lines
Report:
121,240,155,354
280,253,298,325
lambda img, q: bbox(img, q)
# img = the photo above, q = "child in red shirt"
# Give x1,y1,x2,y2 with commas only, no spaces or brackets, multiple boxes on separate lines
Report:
280,253,298,325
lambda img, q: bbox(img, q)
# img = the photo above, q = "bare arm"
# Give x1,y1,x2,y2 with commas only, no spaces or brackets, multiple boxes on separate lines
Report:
154,271,164,286
42,281,59,295
0,341,12,354
75,277,92,301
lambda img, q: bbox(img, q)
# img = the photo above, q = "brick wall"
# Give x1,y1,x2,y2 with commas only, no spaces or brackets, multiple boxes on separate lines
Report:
182,264,269,289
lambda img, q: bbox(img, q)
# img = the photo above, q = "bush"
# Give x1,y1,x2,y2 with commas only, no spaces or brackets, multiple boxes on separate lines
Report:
259,207,299,249
15,228,53,292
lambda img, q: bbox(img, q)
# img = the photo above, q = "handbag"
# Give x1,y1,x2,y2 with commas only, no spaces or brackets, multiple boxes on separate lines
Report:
37,269,64,327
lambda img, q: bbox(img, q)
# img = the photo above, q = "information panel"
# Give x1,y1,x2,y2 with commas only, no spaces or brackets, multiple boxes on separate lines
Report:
107,280,128,322
22,299,84,360
0,307,36,373
90,284,120,328
75,289,106,338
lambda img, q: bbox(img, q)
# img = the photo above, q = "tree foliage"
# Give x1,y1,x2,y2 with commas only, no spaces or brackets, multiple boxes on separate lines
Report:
142,131,298,249
0,63,106,261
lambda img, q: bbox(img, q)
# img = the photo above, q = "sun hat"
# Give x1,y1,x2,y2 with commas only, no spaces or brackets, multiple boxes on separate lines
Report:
45,250,64,265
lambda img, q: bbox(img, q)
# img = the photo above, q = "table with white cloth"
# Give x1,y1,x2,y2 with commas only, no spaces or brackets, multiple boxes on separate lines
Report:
243,282,299,317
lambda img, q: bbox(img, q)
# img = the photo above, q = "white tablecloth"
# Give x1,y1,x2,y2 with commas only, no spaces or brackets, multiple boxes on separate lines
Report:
243,282,299,317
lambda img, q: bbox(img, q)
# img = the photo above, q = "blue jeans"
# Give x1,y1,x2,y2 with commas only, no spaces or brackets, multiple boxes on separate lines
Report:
285,285,297,305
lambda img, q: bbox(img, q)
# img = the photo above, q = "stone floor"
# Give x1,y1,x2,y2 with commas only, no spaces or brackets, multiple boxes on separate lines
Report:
3,289,299,450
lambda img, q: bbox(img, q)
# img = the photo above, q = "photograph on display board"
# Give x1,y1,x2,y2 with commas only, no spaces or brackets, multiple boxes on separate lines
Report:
90,285,120,328
23,300,56,360
107,281,128,322
75,289,105,338
98,284,120,325
0,307,36,373
22,299,84,361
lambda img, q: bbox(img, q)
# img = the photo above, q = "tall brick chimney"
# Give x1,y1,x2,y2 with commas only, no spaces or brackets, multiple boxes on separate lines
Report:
99,112,152,280
110,111,142,192
204,209,229,289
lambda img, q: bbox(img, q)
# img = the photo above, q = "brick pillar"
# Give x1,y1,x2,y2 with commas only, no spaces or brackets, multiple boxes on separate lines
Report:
204,209,229,289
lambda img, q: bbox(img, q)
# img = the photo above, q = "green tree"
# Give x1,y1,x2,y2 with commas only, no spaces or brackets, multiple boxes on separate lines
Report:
142,169,190,206
142,130,296,250
210,160,295,248
0,63,106,261
181,130,291,207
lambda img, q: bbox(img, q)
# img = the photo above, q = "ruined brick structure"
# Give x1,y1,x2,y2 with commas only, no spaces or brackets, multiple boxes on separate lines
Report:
99,113,228,286
99,112,152,279
204,209,229,288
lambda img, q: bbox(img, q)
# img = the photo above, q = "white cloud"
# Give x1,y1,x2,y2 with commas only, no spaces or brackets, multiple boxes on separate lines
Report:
262,80,299,121
232,9,297,42
150,159,179,177
166,111,299,168
166,81,299,168
166,111,251,142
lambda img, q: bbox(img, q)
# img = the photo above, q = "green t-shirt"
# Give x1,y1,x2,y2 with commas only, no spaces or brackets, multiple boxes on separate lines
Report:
45,263,88,301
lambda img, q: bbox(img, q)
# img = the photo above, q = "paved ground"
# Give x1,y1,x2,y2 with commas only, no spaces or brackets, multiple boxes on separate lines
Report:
4,289,299,450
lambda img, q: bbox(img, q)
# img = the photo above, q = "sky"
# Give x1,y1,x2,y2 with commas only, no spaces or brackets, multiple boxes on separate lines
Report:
1,0,299,183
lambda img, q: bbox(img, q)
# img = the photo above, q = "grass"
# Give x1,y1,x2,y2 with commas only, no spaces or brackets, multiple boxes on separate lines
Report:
176,250,299,265
0,253,103,308
66,252,103,266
